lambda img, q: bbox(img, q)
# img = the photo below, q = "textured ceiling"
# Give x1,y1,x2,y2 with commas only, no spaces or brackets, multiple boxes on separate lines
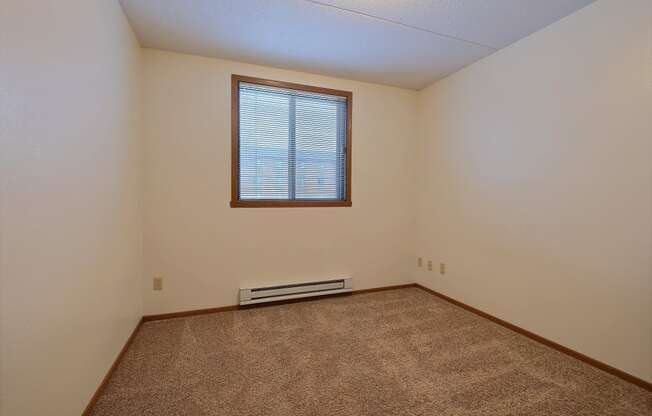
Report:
119,0,595,89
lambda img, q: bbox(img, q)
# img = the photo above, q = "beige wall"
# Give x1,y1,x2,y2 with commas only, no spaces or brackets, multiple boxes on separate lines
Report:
142,49,418,315
2,1,650,413
0,1,143,414
415,0,652,382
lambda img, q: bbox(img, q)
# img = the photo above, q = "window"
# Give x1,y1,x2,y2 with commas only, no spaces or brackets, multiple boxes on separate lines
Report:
231,75,352,207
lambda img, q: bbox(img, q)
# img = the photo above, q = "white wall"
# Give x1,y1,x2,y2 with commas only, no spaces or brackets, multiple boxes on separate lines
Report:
142,49,418,315
416,0,652,382
0,1,143,414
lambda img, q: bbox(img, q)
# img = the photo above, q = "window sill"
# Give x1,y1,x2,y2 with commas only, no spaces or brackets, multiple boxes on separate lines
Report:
230,200,352,208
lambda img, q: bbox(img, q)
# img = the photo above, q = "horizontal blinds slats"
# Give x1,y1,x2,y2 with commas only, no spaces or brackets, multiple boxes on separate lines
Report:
238,82,347,201
240,83,347,103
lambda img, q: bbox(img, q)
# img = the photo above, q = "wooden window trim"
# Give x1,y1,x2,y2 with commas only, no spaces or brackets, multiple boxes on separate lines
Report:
230,74,352,208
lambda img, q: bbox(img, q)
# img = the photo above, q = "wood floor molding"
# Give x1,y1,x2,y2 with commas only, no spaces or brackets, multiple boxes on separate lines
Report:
414,283,652,392
142,304,240,322
351,283,417,295
142,283,418,322
82,317,144,416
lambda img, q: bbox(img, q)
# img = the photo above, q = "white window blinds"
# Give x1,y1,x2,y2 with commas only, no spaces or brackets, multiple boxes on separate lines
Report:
238,82,348,201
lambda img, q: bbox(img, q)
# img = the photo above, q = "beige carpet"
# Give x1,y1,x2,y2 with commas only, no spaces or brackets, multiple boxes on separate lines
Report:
91,288,651,415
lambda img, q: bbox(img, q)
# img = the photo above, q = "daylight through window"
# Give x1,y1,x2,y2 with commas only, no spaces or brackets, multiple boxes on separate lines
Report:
231,75,352,207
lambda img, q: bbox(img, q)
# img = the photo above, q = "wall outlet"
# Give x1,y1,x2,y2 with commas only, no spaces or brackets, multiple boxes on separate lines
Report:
417,257,423,267
440,263,446,275
427,260,433,271
153,277,163,290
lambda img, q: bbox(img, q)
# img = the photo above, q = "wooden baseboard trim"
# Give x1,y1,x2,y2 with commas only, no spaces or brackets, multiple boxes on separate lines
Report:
352,283,417,295
142,304,240,322
82,317,144,416
414,283,652,392
142,283,418,322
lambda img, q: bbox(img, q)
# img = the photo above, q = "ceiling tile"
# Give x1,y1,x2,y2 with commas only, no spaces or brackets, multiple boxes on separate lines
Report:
121,0,493,89
314,0,596,49
120,0,595,89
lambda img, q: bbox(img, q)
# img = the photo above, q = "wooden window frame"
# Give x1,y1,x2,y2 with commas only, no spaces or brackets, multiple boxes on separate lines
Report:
230,74,352,208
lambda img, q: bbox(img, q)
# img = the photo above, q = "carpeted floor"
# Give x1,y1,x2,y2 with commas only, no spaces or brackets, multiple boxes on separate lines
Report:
91,287,651,415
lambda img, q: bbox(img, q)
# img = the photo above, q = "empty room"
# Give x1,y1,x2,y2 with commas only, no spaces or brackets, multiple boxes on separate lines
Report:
1,0,651,415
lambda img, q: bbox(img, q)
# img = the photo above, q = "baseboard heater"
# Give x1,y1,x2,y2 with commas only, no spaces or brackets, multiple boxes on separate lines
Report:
239,277,352,305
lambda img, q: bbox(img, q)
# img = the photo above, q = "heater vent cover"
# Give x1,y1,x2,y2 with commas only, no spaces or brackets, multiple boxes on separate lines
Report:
239,278,352,305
